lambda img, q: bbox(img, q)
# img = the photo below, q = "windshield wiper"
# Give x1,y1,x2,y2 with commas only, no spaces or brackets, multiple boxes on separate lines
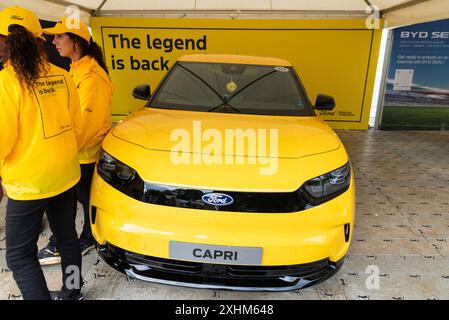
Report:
226,70,278,103
207,101,241,113
178,63,278,114
178,63,242,113
207,70,277,113
177,64,225,103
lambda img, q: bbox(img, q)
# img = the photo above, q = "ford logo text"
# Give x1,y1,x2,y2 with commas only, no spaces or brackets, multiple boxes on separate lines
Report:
202,193,234,206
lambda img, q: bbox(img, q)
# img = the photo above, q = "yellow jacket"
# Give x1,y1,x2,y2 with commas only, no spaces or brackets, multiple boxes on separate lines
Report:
0,62,81,200
70,56,112,164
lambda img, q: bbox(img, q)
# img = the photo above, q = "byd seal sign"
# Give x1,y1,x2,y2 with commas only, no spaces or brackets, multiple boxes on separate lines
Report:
202,193,234,206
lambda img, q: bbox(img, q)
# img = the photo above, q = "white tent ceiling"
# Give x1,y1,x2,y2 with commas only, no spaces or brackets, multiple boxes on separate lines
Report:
0,0,448,27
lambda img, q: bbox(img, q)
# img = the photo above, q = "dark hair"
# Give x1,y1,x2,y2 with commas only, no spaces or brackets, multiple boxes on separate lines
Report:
67,33,108,74
5,25,48,91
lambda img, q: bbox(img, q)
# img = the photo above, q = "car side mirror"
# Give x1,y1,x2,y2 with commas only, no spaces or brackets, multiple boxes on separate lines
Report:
314,94,336,111
133,84,151,100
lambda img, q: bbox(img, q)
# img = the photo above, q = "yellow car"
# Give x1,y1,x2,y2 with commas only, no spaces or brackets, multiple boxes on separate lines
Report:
91,54,355,291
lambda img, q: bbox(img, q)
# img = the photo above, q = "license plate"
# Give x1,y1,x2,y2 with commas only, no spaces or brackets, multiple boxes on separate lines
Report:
169,241,262,265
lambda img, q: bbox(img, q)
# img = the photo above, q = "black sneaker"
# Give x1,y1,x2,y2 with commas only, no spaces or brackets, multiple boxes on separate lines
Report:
50,290,83,300
37,242,61,265
80,240,95,256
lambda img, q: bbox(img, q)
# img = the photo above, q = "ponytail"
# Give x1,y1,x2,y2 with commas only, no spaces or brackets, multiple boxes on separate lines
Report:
5,25,48,91
68,33,108,75
87,38,109,75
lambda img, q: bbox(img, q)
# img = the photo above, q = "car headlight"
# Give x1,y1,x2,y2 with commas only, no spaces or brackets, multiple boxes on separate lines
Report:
98,150,136,184
300,162,351,205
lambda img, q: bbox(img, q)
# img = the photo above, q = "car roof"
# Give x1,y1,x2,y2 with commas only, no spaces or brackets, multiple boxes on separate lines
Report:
178,54,292,67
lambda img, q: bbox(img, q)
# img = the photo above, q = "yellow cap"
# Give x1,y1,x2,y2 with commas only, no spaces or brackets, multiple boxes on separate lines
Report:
43,17,91,42
0,6,45,40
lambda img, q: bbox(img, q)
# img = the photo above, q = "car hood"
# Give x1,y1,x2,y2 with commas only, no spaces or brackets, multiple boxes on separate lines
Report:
112,108,340,159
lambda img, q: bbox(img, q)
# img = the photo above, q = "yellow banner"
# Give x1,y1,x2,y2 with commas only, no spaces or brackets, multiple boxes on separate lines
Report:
90,18,382,129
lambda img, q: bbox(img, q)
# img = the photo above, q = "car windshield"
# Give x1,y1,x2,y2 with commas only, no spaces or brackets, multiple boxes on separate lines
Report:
149,61,314,116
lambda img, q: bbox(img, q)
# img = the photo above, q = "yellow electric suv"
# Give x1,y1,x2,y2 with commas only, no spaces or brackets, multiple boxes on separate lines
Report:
91,54,355,291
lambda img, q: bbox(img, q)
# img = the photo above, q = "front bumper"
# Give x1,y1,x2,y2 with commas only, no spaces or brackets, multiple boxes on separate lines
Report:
90,169,355,290
98,242,345,292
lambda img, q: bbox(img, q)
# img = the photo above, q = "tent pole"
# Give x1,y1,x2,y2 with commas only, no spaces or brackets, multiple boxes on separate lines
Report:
374,29,394,130
363,0,375,11
96,9,369,18
93,0,108,17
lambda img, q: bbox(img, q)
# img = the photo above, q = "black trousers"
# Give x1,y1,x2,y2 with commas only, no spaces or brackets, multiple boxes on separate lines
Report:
5,187,82,300
50,163,96,246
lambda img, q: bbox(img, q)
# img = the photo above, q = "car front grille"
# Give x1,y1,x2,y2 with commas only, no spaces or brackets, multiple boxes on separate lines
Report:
98,165,312,213
141,182,311,213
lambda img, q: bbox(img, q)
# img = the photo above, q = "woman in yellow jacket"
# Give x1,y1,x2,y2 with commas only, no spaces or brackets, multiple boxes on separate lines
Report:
37,17,113,265
0,6,82,300
0,31,4,70
0,31,4,200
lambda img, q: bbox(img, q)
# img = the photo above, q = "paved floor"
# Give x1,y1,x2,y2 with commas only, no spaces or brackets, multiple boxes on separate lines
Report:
1,130,449,300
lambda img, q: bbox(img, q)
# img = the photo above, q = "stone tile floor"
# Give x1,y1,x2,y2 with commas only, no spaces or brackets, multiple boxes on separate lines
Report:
0,129,448,300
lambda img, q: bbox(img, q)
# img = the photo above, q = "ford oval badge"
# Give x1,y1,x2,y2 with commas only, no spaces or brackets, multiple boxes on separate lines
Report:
202,193,234,206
